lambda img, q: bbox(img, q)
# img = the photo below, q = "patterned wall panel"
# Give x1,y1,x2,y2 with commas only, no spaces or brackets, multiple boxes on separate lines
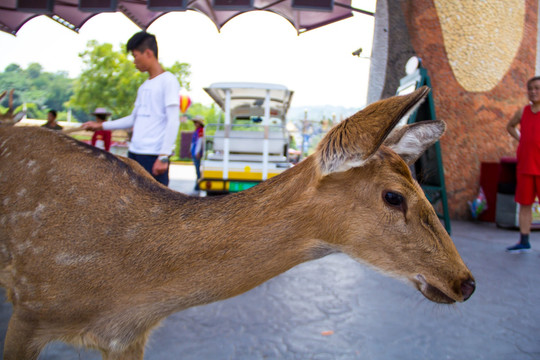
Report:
369,0,538,218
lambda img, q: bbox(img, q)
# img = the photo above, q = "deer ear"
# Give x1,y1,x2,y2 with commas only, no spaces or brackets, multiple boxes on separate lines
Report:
315,86,431,176
384,121,446,165
12,111,26,124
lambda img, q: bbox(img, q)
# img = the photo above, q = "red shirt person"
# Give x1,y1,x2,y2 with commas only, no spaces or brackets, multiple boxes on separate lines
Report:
506,76,540,252
90,108,112,152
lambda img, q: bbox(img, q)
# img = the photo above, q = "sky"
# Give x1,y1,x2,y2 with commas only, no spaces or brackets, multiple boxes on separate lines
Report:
0,0,376,109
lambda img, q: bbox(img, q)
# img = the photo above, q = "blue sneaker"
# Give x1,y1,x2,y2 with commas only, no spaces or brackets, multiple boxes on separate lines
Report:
506,243,531,253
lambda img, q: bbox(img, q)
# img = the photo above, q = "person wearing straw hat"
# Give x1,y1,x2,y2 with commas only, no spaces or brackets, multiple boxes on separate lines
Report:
190,115,205,192
90,108,112,152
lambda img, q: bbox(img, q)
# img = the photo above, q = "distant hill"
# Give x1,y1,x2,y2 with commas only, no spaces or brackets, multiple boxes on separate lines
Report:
288,105,362,122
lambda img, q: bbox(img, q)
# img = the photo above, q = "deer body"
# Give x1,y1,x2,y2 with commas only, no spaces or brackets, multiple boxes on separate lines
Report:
0,87,474,359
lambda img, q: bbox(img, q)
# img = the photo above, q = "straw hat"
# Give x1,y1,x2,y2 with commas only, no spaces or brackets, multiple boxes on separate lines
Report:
190,115,205,126
92,107,111,116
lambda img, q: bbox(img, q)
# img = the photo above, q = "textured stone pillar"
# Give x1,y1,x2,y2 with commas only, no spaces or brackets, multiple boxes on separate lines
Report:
368,0,416,103
370,0,538,219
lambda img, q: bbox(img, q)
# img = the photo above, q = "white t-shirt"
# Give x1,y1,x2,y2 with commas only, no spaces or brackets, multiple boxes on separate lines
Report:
104,71,180,155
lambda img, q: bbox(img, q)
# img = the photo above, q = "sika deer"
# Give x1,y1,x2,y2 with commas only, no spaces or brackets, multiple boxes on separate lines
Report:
0,90,25,125
0,87,474,359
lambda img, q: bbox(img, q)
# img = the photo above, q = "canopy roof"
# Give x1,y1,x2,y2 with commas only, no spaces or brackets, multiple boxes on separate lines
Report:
204,82,294,120
0,0,374,36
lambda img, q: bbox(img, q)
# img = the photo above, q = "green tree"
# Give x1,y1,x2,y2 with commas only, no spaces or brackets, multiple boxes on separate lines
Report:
45,71,73,111
0,64,26,108
68,40,191,122
184,103,222,130
26,63,42,79
0,63,73,118
5,64,21,72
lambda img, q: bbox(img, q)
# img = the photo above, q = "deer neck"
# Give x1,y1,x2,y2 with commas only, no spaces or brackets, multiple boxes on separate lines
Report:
149,157,335,307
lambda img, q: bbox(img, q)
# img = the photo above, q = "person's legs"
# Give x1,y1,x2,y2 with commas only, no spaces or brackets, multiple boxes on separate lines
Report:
128,152,169,186
508,173,533,252
519,204,533,235
193,156,201,190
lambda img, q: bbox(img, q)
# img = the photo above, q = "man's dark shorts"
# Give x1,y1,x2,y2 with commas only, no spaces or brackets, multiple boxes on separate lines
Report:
128,152,169,186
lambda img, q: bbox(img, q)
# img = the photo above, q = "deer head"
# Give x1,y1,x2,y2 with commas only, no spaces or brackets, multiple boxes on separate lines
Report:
309,86,474,303
0,90,25,126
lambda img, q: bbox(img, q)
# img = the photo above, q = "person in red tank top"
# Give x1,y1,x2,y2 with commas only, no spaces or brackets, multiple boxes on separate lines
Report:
506,76,540,252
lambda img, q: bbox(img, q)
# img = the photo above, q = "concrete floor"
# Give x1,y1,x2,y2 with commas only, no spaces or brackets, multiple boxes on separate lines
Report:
0,164,539,359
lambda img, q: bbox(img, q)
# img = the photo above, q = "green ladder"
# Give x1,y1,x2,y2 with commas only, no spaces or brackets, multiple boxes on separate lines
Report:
396,65,451,234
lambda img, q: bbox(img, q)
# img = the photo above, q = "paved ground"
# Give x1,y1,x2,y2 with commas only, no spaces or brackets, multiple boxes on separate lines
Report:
0,164,539,359
168,163,201,195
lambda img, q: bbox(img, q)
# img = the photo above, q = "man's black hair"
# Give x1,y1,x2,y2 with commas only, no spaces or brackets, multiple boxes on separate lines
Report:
527,76,540,88
48,109,57,117
126,31,158,59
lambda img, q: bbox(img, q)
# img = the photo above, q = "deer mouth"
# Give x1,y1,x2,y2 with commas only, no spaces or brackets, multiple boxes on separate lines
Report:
413,274,456,304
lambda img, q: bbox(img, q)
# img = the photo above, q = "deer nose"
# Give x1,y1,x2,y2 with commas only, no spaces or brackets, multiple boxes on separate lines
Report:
461,278,476,301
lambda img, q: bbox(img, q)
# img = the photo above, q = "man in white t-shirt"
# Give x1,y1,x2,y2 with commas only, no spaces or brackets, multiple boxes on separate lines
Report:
83,31,180,186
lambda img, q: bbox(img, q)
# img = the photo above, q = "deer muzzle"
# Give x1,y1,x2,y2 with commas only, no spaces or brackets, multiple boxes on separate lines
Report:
414,274,476,304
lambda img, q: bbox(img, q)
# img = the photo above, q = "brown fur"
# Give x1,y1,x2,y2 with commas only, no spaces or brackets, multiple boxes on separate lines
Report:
0,87,474,359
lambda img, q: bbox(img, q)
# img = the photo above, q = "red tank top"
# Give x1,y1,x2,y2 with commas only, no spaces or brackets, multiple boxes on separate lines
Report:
517,105,540,174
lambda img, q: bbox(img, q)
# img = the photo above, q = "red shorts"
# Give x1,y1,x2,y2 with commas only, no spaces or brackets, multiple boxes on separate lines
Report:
515,173,540,205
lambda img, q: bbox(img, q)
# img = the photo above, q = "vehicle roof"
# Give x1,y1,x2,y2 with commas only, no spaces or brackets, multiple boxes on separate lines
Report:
204,82,294,120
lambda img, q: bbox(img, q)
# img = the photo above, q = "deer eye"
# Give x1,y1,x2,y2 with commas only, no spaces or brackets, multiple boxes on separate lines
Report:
383,191,405,208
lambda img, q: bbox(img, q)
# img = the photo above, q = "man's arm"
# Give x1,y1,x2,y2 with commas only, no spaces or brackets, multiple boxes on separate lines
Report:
102,115,135,131
82,114,135,132
159,105,180,155
152,104,180,176
507,108,523,141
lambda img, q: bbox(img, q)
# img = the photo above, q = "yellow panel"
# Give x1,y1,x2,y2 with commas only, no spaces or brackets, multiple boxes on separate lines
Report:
202,169,283,181
202,170,223,178
228,172,262,180
199,180,226,191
